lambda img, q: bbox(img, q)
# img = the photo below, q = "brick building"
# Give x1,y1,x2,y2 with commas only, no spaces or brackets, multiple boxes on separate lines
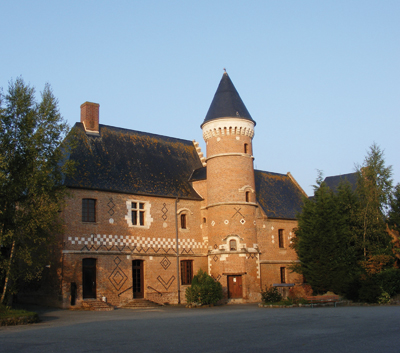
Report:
55,72,306,308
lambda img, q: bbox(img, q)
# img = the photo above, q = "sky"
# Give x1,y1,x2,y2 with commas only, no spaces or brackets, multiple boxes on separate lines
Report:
1,0,399,196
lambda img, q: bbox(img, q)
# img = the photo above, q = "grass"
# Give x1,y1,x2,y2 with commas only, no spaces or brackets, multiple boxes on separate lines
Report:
0,304,39,326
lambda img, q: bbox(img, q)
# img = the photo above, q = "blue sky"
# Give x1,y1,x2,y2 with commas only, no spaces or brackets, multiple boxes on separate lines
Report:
1,1,399,195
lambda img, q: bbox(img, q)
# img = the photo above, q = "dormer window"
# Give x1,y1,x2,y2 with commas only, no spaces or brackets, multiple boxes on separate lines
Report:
230,239,237,251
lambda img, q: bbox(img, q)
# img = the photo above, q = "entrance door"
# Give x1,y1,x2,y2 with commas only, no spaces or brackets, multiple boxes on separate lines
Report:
82,258,96,299
132,260,144,298
227,275,242,299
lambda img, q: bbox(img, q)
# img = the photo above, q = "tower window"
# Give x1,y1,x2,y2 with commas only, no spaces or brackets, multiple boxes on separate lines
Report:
181,214,187,229
245,191,250,202
229,239,237,251
278,229,284,248
244,143,249,153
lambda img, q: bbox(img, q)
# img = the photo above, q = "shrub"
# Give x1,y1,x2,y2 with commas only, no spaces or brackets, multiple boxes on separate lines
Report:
358,279,382,303
375,268,400,296
185,269,223,305
261,286,283,303
356,268,400,303
289,284,313,299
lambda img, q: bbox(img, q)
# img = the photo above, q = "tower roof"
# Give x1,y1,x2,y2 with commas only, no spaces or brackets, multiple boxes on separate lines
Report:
201,72,256,127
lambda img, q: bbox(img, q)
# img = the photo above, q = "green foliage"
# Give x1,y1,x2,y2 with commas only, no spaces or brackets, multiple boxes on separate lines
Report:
185,269,223,305
377,291,391,304
0,77,74,303
261,286,283,303
292,144,398,301
292,175,359,295
356,143,393,257
388,184,400,233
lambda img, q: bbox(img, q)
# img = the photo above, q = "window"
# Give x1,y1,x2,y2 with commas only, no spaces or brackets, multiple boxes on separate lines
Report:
82,199,96,222
125,200,153,228
203,217,206,224
280,267,286,284
181,260,193,285
244,143,249,153
132,202,145,226
181,214,187,229
245,191,250,202
229,239,237,251
278,229,284,248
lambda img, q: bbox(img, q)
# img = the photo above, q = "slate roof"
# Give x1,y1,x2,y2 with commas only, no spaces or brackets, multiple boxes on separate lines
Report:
201,72,256,127
323,172,358,192
190,167,305,219
254,170,305,219
64,123,203,199
190,166,207,181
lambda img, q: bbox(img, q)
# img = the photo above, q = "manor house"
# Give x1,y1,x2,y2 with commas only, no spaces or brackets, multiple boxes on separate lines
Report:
56,72,306,308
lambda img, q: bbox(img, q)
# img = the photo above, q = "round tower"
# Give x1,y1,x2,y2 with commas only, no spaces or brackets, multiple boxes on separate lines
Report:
202,72,260,301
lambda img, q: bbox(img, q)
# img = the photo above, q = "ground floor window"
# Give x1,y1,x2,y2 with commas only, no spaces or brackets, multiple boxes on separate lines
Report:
280,267,286,284
181,260,193,285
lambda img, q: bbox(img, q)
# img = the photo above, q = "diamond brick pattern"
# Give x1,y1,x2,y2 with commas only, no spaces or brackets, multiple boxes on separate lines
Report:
160,257,171,270
107,198,115,216
161,203,168,221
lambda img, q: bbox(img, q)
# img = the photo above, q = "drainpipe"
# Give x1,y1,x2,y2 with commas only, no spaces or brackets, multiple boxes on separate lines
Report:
175,197,180,304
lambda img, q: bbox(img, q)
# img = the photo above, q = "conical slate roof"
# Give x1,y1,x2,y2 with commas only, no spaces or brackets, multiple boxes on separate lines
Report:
201,72,256,127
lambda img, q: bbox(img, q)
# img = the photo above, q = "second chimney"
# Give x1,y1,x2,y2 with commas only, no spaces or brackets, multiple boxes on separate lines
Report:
80,102,100,134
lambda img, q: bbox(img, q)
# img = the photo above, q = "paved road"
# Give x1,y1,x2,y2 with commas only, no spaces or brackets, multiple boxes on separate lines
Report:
1,304,400,353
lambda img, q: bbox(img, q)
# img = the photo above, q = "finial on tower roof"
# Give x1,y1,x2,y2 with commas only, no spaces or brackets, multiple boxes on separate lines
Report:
223,68,227,74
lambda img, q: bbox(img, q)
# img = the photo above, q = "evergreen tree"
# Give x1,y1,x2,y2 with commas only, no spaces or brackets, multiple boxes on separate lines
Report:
388,184,400,233
356,143,393,258
0,77,74,303
293,144,396,300
292,175,359,294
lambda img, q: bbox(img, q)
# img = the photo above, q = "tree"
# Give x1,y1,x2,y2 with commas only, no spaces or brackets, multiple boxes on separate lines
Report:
292,144,397,300
388,183,400,233
356,143,393,258
0,77,74,303
291,174,359,294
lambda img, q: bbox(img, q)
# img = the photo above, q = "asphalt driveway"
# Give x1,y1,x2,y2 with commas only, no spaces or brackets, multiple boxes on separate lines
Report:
1,304,399,353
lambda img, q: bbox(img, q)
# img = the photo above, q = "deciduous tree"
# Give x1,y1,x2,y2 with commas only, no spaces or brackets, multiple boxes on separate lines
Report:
0,77,74,303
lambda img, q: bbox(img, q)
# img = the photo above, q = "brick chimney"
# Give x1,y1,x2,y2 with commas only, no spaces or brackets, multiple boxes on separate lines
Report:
80,102,99,134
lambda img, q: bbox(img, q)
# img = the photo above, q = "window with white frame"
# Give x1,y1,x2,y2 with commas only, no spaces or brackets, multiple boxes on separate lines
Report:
125,200,153,229
132,201,145,226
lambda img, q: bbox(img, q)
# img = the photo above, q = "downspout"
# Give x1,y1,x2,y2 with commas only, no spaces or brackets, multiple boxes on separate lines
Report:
175,197,180,304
